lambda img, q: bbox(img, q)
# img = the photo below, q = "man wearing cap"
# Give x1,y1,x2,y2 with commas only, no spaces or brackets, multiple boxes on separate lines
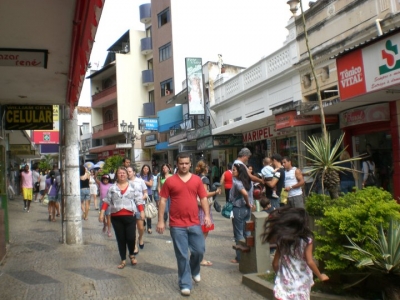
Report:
234,148,263,184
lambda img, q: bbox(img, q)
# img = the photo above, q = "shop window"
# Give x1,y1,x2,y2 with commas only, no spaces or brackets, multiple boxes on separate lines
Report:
277,136,298,166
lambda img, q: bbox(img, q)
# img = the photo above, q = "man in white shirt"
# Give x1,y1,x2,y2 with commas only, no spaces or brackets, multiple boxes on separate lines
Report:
282,156,305,208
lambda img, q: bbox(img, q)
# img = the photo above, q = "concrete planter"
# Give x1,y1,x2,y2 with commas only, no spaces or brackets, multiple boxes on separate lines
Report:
242,273,358,300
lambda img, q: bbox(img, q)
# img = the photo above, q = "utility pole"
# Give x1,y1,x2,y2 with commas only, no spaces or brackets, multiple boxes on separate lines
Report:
64,107,83,244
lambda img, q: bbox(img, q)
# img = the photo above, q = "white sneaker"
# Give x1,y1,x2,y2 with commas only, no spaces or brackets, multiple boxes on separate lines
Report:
272,192,279,199
192,274,201,283
23,207,27,211
181,288,191,296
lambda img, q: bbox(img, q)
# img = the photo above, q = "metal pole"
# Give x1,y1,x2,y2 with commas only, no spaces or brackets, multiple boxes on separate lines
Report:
64,107,83,244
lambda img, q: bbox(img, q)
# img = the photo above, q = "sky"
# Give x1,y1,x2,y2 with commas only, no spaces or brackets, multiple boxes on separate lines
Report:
78,0,308,106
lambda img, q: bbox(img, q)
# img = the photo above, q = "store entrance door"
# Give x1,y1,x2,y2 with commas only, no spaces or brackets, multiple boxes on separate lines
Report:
352,131,393,193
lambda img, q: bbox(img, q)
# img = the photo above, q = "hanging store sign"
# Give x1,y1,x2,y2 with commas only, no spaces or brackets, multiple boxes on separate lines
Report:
337,32,400,100
5,105,53,130
97,150,126,160
0,48,48,68
138,117,158,131
197,135,243,150
187,124,212,141
275,111,338,130
144,134,158,147
33,131,59,144
339,103,390,128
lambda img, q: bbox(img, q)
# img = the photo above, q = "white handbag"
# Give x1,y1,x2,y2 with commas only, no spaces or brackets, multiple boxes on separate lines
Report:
144,195,158,219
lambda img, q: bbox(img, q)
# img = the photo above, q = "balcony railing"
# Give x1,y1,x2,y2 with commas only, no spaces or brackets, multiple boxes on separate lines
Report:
142,69,154,86
141,37,152,55
92,119,119,134
92,84,117,103
139,3,151,23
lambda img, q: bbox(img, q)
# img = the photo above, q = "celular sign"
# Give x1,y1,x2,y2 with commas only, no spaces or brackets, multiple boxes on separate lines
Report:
5,105,53,130
0,48,48,68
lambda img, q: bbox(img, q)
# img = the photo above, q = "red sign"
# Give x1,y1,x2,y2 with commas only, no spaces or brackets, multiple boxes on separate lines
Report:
243,126,281,143
339,103,390,128
337,49,367,101
275,111,338,130
33,131,59,144
97,150,126,160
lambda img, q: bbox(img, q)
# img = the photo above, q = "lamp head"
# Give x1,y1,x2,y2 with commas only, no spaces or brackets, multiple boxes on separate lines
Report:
120,120,127,133
287,0,300,16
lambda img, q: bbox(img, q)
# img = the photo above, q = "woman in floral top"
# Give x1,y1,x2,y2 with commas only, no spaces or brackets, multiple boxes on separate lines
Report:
99,167,144,269
261,207,329,299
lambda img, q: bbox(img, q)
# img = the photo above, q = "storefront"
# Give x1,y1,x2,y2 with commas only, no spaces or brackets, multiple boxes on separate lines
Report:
336,31,400,200
340,103,394,192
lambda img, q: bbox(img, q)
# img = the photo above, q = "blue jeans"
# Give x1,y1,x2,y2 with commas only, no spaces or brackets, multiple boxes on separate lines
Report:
270,197,280,209
152,189,159,201
232,206,251,262
80,188,90,202
170,225,205,290
340,180,355,194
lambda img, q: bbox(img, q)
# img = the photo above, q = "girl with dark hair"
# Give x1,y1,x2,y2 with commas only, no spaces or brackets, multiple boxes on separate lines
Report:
220,162,233,203
261,207,329,299
158,163,172,223
80,165,91,220
195,161,221,266
230,163,253,263
139,164,154,234
45,170,58,221
95,174,112,236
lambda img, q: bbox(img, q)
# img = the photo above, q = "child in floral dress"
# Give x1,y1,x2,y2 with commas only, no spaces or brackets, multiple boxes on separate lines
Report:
261,207,329,300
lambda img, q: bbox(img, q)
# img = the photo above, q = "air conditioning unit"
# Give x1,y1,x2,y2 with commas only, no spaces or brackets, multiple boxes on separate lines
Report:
228,119,234,124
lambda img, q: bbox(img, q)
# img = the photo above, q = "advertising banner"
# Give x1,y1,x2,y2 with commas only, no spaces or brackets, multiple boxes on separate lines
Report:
337,33,400,100
185,58,205,115
275,111,338,130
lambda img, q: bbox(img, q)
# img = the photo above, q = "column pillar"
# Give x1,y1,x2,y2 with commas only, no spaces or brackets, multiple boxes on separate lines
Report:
64,107,83,244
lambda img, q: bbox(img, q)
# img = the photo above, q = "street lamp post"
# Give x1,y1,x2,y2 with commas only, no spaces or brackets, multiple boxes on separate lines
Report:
120,120,140,163
287,0,327,140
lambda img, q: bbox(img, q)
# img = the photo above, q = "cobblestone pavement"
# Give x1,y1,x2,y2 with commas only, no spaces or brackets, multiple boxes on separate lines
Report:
0,196,268,299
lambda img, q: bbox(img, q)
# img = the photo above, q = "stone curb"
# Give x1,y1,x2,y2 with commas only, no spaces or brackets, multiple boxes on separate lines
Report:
242,273,360,300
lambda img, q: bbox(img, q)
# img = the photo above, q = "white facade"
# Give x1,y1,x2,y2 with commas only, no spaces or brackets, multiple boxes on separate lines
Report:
211,19,301,135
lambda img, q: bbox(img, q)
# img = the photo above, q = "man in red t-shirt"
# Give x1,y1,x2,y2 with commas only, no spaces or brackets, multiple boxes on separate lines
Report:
157,153,210,296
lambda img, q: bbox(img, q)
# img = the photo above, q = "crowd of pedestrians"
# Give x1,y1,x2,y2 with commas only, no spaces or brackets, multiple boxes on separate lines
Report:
13,148,343,298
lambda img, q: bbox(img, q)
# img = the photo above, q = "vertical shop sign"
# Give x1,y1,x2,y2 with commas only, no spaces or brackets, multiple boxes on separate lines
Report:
185,58,205,115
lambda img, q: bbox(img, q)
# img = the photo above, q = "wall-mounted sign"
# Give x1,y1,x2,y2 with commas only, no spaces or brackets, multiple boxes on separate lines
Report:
197,135,243,150
187,124,212,141
186,57,205,115
242,125,292,143
179,143,197,152
144,134,158,147
5,105,53,130
138,117,158,131
98,150,126,160
0,48,48,68
33,131,59,144
337,32,400,100
339,103,390,128
275,111,338,130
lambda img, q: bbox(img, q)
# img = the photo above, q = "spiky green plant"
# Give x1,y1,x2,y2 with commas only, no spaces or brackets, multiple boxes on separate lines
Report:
341,219,400,299
302,133,360,199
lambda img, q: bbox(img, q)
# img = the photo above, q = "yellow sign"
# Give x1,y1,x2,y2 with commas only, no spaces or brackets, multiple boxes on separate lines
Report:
5,105,53,130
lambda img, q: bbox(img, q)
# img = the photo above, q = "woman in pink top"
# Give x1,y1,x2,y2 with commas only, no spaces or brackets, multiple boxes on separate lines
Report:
219,162,233,203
